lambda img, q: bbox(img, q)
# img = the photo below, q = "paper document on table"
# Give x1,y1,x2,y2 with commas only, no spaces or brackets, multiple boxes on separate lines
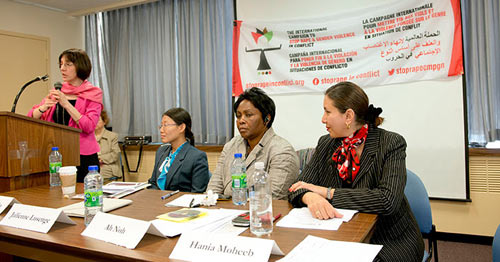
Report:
277,235,382,262
103,182,150,198
337,208,358,222
195,208,247,236
151,208,238,237
103,182,148,193
59,198,132,217
165,194,206,207
276,207,358,230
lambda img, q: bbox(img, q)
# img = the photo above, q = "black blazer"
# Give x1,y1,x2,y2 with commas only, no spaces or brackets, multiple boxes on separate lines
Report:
289,126,424,262
148,143,209,193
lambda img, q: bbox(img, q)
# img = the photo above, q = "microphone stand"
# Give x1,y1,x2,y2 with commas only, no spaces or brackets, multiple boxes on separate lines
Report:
11,75,49,113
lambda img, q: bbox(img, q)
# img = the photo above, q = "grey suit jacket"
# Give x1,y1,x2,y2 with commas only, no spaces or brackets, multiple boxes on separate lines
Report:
148,143,209,193
289,126,424,262
207,128,299,200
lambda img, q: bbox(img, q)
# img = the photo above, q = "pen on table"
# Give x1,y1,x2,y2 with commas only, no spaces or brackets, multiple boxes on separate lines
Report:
273,213,282,222
188,197,200,208
161,190,179,200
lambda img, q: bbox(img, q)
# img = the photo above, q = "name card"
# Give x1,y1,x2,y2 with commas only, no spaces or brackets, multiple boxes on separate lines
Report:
81,212,165,249
0,196,20,214
169,232,284,262
0,203,76,233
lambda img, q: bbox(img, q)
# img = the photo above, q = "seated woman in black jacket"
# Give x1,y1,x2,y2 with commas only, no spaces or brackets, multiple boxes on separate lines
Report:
148,108,209,192
288,82,424,262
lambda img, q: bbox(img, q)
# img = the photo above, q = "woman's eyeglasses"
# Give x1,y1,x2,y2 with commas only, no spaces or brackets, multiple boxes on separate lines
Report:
158,123,177,130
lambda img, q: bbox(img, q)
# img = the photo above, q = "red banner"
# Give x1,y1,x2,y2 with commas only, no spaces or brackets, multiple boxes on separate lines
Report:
233,0,463,96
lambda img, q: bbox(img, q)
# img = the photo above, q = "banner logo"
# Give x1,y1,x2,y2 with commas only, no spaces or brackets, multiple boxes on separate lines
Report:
246,27,282,75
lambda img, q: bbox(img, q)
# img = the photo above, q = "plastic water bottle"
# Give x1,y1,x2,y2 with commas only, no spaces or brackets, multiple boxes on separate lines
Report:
231,153,247,205
249,162,273,236
84,165,103,226
49,147,62,186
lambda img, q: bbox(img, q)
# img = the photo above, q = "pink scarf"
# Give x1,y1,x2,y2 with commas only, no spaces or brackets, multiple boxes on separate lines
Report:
61,80,103,104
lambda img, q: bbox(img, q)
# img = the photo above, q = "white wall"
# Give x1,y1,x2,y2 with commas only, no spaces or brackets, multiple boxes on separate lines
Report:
236,0,468,199
0,0,85,86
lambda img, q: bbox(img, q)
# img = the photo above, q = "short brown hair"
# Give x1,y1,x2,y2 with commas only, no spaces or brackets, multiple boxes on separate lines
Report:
325,81,384,126
100,110,110,126
59,48,92,80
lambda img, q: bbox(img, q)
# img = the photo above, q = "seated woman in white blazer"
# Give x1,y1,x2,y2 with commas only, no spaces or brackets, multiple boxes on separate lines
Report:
148,108,209,193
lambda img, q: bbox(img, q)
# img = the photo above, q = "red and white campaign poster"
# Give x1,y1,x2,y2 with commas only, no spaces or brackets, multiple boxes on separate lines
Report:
232,0,463,96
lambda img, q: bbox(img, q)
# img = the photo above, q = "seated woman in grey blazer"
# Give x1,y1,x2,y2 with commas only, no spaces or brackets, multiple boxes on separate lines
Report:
148,108,209,193
288,82,424,262
206,87,299,200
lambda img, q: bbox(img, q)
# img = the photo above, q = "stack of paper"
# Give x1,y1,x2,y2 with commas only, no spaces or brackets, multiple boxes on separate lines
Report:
151,208,244,237
59,198,133,217
165,194,207,207
103,182,150,198
194,208,248,236
276,207,358,230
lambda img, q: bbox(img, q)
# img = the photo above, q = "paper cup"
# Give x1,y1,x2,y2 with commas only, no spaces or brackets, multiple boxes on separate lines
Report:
59,166,77,196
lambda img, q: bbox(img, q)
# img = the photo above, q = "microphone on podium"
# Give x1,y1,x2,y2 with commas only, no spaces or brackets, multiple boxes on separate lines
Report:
37,75,49,82
11,75,49,113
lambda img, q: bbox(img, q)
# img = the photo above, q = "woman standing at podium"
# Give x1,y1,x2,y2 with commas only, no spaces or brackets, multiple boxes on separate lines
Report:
28,48,103,183
288,82,424,262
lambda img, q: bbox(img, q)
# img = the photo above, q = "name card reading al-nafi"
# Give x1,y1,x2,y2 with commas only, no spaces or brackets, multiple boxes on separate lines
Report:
81,212,165,249
0,203,75,233
170,231,284,262
0,196,20,214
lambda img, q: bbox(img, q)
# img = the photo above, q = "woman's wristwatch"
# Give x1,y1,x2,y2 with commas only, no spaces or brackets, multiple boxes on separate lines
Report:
38,107,47,113
326,187,332,200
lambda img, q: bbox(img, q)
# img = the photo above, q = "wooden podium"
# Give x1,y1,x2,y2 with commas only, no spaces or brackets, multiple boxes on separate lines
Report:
0,112,80,192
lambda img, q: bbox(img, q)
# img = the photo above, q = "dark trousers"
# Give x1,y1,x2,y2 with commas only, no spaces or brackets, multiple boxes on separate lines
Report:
77,153,100,183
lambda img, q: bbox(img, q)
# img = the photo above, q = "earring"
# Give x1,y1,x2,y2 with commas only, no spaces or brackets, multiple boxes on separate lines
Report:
346,123,351,129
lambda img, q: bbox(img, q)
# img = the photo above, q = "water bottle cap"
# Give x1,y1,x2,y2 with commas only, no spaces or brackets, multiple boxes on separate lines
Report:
51,147,59,151
255,162,265,169
88,165,99,171
234,153,242,158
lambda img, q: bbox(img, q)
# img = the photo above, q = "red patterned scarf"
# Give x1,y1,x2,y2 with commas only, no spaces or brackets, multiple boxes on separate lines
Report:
332,124,368,183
